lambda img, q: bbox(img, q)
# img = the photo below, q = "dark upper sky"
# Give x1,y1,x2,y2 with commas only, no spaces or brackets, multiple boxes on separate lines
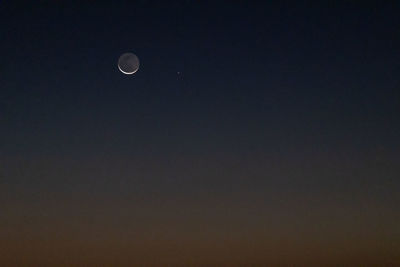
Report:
1,1,399,265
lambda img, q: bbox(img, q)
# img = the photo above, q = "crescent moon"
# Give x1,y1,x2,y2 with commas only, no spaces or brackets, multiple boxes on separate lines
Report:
118,53,140,75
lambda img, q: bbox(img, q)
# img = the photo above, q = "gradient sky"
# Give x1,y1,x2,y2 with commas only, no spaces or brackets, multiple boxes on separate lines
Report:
1,1,399,266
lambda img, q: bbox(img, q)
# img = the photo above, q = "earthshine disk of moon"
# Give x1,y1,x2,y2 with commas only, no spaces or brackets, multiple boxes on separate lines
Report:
118,53,139,75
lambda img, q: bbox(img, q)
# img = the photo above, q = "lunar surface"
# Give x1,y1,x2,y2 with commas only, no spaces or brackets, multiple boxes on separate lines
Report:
118,53,139,74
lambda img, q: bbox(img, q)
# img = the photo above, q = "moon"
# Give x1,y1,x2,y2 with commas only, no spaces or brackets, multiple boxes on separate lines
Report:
118,53,139,75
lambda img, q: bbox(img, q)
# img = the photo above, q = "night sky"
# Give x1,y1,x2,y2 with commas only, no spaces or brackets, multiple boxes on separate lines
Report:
1,1,399,266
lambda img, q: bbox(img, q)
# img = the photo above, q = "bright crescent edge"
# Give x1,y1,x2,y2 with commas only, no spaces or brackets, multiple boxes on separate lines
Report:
118,63,138,75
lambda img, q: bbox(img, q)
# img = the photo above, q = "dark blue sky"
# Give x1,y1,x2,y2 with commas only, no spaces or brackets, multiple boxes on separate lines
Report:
1,1,399,265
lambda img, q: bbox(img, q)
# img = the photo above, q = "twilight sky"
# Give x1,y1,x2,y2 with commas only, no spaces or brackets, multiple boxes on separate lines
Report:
1,1,399,266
